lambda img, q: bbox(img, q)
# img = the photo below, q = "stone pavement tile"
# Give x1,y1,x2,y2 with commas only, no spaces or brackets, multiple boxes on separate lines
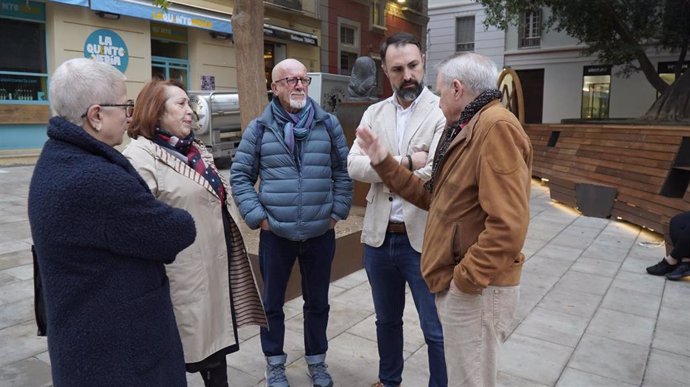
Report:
569,334,648,385
497,371,550,387
0,271,17,287
0,221,31,245
34,351,49,365
498,333,572,386
0,280,33,307
0,242,32,260
0,298,33,331
0,322,47,368
538,285,603,318
510,284,546,329
0,357,52,387
521,238,547,258
237,324,260,343
513,306,589,348
585,308,655,346
523,254,572,278
643,349,690,387
284,298,374,342
554,270,613,296
400,345,432,387
570,257,621,277
311,331,380,386
611,271,665,297
2,264,33,281
330,268,368,290
549,225,602,249
225,333,282,382
582,242,630,262
330,280,374,313
556,367,637,387
571,215,609,229
652,304,690,357
601,286,661,319
345,312,419,358
518,267,563,297
661,279,690,306
536,244,584,262
620,255,660,274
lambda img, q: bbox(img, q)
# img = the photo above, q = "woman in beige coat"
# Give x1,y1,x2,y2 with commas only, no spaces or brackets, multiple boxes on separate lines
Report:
123,79,266,387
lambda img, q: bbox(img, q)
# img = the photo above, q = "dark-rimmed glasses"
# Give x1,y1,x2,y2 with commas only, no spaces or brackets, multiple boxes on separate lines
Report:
275,77,312,87
81,99,135,118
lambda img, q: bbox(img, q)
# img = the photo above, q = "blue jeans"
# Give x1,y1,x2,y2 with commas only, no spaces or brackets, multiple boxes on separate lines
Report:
259,229,335,357
364,233,447,387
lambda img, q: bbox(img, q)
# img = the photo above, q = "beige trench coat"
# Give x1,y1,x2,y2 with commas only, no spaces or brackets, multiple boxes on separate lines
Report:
123,137,266,364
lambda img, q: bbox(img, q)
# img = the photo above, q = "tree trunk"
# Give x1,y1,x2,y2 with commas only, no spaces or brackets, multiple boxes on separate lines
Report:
232,0,266,128
643,70,690,122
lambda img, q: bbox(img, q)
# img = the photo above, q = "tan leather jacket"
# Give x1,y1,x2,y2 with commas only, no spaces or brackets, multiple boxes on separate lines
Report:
373,101,533,294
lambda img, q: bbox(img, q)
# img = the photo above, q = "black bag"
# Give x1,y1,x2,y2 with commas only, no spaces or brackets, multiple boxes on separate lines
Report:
32,245,47,337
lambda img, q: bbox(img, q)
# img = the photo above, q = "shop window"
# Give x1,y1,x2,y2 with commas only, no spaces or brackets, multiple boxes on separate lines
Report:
371,0,386,30
0,1,48,103
519,10,541,48
151,23,189,89
581,65,611,119
455,16,475,52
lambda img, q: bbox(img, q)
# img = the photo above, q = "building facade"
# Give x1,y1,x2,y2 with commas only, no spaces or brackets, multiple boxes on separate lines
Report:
426,0,685,124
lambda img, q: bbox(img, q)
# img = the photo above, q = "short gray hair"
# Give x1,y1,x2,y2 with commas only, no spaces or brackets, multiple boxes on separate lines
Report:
49,58,126,125
436,52,498,96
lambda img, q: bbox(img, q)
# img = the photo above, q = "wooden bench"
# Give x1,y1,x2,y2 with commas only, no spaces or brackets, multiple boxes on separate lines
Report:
524,123,690,234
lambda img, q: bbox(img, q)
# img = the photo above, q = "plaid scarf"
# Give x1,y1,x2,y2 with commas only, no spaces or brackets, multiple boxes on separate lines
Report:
425,89,502,193
153,128,226,202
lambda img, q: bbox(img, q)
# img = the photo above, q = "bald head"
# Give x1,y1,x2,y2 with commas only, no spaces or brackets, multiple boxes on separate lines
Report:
272,59,307,82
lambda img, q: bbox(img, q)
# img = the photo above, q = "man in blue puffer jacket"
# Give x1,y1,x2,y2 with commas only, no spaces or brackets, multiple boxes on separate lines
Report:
231,58,352,387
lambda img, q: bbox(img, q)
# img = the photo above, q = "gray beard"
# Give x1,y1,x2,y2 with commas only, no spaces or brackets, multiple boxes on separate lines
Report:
395,82,424,102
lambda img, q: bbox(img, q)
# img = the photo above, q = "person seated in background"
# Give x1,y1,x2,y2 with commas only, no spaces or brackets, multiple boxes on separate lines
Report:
646,210,690,280
124,79,266,387
28,58,196,387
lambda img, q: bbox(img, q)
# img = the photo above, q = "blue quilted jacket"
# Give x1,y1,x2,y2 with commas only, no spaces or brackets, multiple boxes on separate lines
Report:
230,98,353,241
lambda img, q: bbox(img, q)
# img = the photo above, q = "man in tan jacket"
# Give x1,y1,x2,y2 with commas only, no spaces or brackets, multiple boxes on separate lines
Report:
355,52,532,387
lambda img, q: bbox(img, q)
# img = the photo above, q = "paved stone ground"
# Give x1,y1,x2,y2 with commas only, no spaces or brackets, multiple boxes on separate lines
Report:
1,165,689,386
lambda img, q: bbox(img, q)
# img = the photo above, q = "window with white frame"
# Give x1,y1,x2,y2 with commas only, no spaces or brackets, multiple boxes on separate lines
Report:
519,10,541,48
371,0,386,29
338,19,360,75
456,16,475,52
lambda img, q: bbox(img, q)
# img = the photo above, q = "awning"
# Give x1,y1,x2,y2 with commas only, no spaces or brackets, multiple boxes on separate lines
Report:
89,0,232,34
264,24,318,46
50,0,89,6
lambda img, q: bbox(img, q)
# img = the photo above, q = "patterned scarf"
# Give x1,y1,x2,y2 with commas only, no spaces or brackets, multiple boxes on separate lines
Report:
270,97,315,162
424,89,503,193
153,128,226,202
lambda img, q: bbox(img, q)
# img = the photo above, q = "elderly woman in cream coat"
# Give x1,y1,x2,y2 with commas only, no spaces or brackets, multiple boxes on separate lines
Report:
123,79,266,387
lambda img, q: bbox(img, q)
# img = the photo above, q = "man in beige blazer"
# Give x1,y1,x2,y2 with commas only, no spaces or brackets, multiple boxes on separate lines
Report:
347,32,446,387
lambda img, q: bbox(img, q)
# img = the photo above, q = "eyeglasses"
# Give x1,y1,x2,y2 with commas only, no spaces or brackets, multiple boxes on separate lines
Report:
275,77,312,87
81,99,135,118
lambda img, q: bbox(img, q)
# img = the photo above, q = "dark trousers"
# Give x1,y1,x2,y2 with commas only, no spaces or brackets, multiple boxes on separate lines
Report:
364,232,447,387
259,229,336,357
670,211,690,259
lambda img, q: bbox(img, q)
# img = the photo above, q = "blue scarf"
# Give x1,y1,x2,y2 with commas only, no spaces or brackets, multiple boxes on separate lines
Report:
270,98,315,158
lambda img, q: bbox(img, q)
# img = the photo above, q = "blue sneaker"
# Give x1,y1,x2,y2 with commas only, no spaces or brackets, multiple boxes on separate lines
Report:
265,354,289,387
305,354,333,387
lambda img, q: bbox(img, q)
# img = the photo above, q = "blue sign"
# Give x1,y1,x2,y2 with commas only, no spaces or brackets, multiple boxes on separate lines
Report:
90,0,232,34
0,0,45,21
83,29,129,73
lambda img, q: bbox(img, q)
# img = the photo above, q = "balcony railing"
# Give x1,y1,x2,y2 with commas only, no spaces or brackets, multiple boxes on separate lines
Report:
265,0,302,12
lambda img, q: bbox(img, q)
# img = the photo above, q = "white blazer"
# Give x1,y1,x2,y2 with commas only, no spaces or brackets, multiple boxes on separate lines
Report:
348,88,445,252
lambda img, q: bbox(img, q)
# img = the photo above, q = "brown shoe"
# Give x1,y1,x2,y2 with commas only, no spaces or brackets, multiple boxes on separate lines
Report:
371,382,400,387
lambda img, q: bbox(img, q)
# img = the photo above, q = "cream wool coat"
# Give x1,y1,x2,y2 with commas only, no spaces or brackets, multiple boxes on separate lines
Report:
123,137,266,364
348,88,445,252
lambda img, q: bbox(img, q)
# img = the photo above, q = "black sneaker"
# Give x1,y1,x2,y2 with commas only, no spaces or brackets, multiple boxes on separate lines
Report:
646,258,678,276
666,262,690,281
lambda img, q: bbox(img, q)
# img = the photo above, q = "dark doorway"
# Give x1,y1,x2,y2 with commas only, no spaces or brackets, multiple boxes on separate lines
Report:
516,69,544,124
